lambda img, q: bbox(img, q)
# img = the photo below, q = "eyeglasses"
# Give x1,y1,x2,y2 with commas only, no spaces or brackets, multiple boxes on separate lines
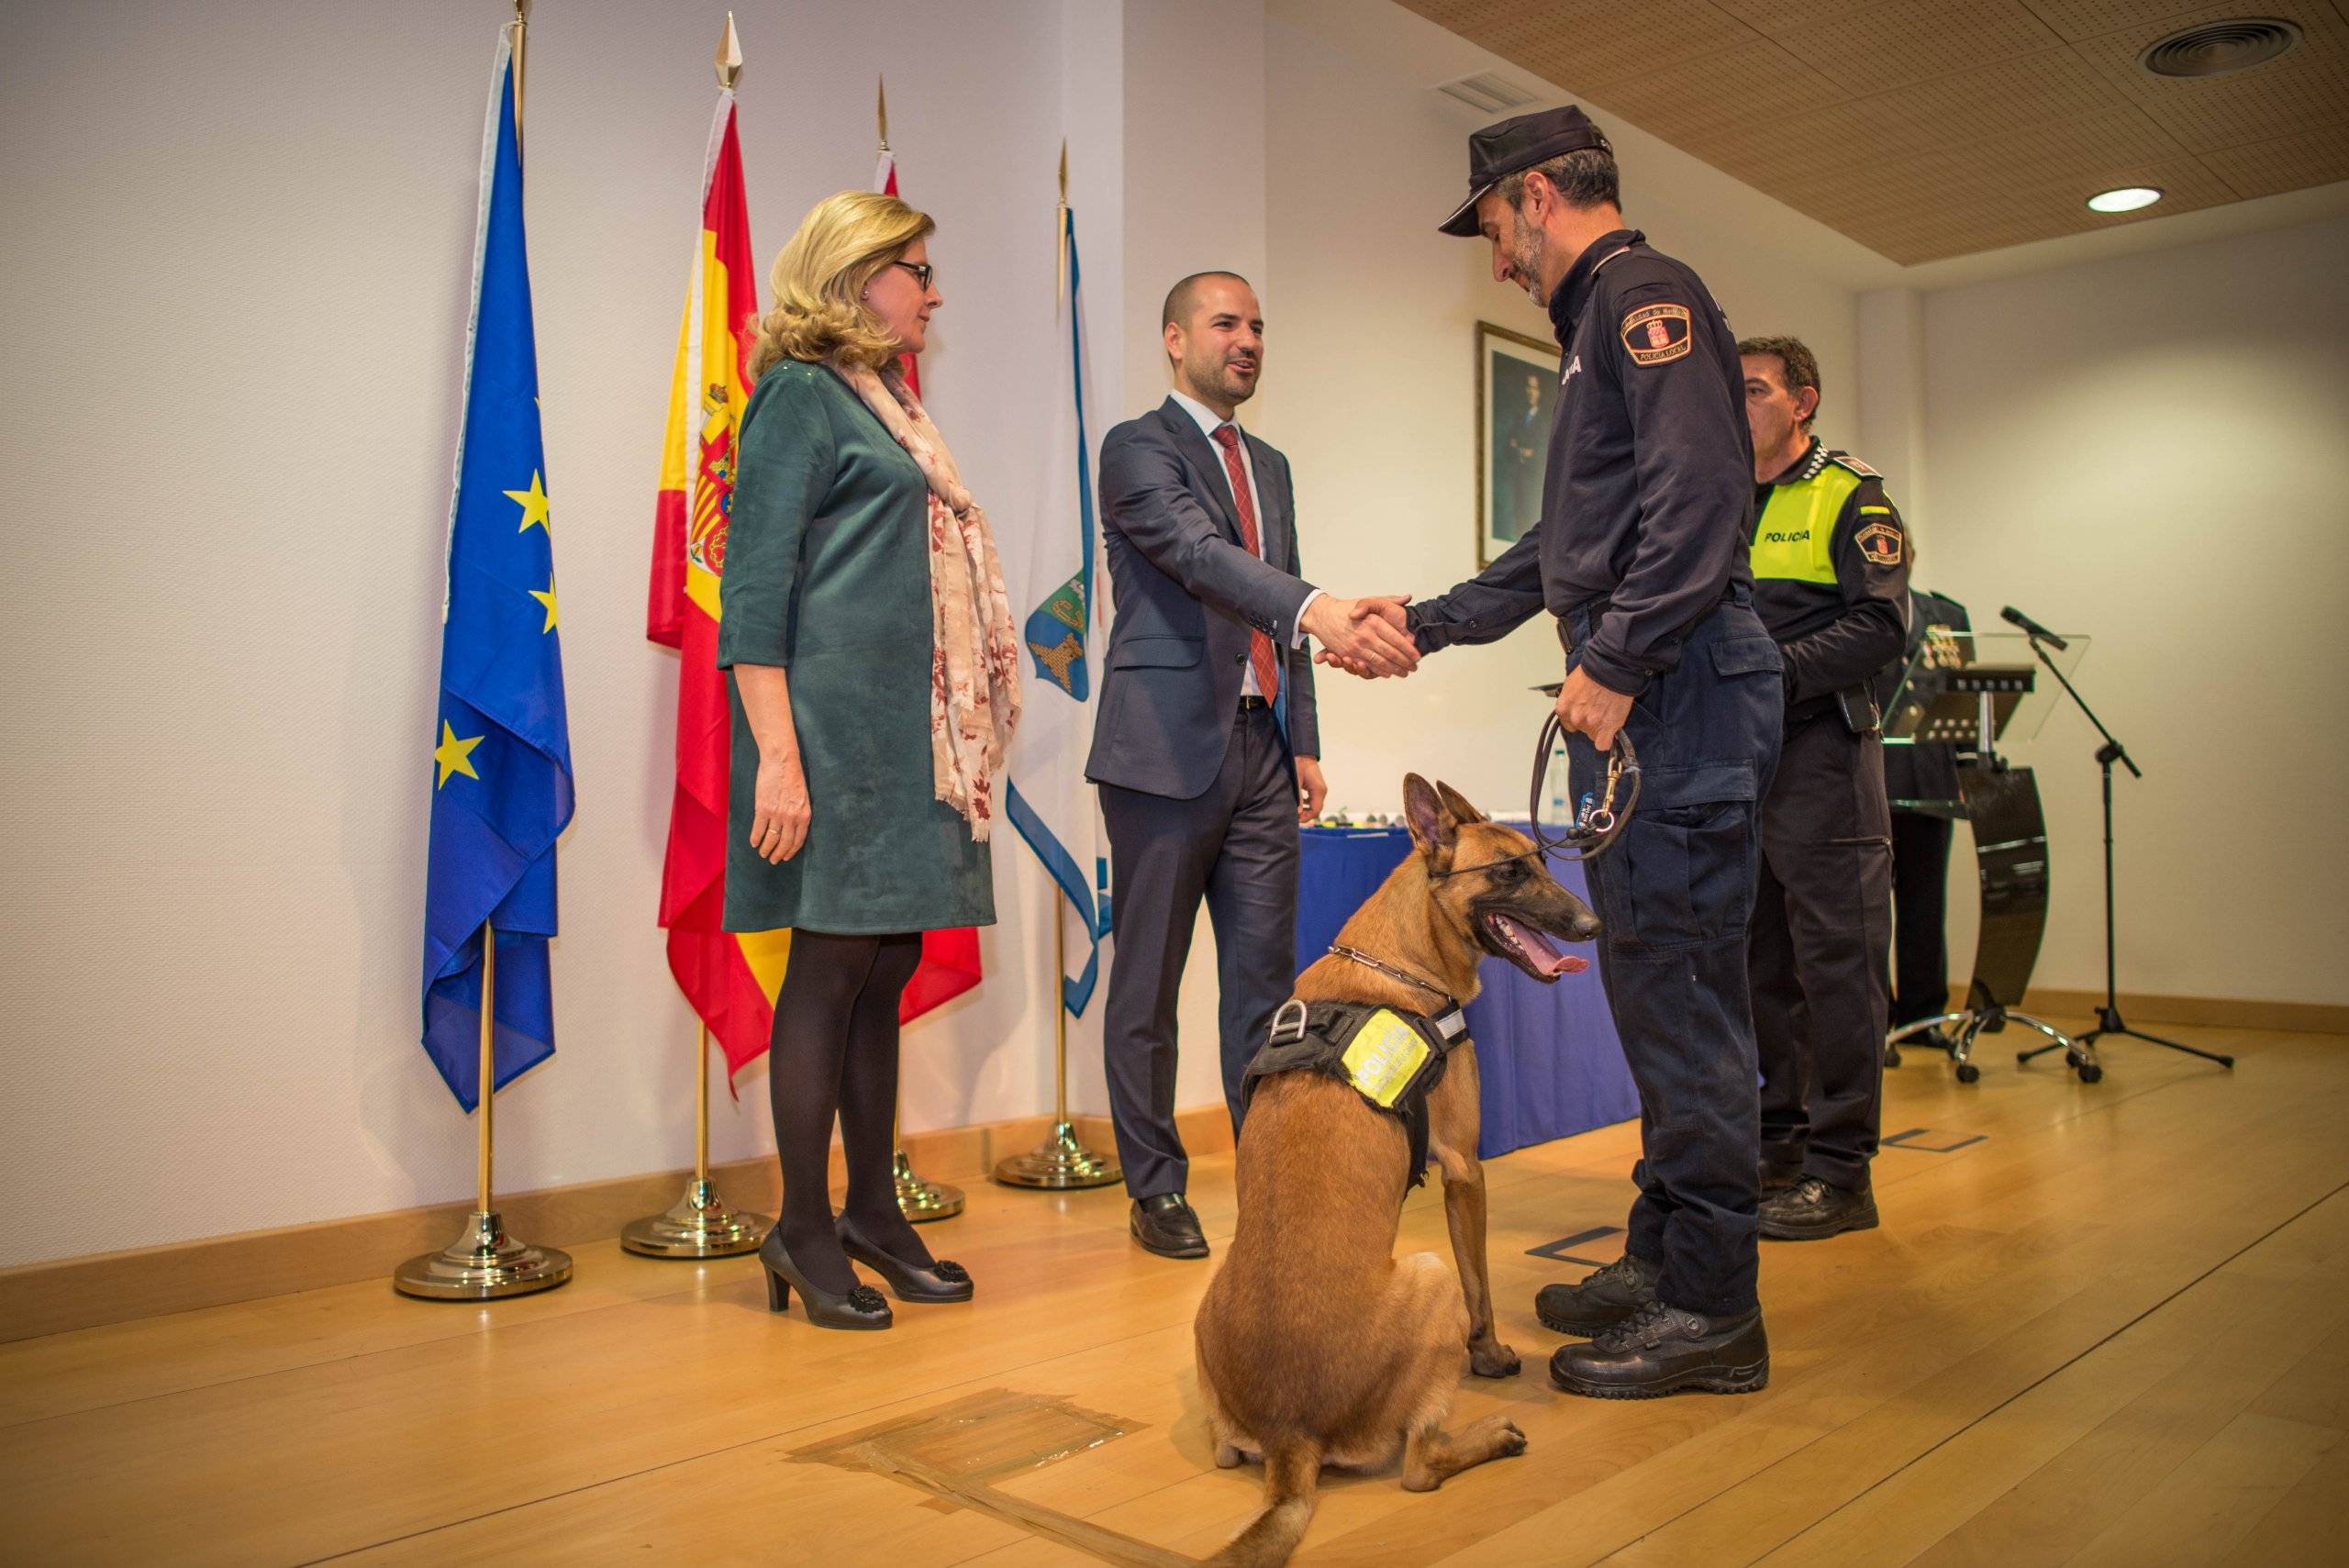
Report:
890,260,934,289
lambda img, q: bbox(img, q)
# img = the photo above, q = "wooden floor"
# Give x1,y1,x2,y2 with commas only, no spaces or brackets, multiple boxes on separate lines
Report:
6,1021,2347,1566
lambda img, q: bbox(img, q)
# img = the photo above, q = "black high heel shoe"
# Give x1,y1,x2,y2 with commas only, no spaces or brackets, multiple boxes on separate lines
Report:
837,1216,974,1304
759,1228,892,1329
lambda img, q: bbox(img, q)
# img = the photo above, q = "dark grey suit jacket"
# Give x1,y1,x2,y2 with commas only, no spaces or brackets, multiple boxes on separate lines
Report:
1085,397,1320,801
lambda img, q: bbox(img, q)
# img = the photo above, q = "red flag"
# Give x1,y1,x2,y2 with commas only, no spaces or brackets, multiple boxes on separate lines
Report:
877,125,983,1024
650,95,789,1077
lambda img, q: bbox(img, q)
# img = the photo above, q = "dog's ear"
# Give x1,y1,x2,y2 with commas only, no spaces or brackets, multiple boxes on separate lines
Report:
1403,773,1458,857
1434,781,1488,824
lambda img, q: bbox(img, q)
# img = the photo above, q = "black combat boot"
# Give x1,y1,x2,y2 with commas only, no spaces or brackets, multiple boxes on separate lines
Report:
1534,1251,1661,1338
1760,1176,1879,1240
1549,1299,1769,1399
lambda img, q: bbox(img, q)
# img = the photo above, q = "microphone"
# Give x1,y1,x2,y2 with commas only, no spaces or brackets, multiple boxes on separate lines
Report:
2001,605,2068,651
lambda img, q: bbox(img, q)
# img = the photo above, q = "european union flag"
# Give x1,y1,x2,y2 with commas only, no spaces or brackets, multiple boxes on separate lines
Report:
421,28,573,1111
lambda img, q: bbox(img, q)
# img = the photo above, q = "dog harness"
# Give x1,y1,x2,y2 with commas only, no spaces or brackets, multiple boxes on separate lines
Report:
1241,997,1469,1187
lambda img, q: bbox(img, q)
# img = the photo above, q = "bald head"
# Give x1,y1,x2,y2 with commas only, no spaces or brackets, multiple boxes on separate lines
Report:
1163,271,1251,330
1161,272,1263,417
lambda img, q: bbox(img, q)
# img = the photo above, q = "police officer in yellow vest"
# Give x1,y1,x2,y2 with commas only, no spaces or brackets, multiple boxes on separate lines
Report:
1738,335,1909,1240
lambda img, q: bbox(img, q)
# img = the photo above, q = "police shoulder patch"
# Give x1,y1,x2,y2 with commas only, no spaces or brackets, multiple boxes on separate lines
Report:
1855,519,1904,567
1828,450,1881,478
1620,303,1693,366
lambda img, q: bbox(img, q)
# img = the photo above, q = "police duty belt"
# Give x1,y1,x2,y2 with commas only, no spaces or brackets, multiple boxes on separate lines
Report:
1242,967,1469,1190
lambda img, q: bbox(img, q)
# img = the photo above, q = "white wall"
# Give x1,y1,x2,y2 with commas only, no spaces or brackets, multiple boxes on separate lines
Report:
1903,215,2349,1006
0,0,1107,1267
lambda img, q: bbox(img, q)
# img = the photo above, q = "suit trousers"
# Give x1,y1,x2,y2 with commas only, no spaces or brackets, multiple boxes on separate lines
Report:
1889,809,1955,1029
1098,706,1299,1200
1753,716,1895,1194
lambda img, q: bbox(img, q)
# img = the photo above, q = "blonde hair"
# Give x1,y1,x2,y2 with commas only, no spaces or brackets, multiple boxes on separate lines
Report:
749,190,934,376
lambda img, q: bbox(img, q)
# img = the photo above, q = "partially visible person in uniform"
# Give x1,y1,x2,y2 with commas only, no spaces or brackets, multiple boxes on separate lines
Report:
1738,335,1909,1241
723,191,1019,1330
1090,271,1418,1262
1875,584,1972,1051
1352,106,1785,1399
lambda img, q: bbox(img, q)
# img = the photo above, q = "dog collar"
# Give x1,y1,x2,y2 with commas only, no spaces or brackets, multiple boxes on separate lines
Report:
1322,947,1467,1038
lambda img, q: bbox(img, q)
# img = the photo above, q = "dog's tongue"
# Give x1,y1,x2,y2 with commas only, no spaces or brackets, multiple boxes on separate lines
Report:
1499,915,1588,977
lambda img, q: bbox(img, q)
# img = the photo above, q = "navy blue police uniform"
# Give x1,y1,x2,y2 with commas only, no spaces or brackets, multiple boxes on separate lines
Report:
1747,439,1909,1210
1411,224,1785,1320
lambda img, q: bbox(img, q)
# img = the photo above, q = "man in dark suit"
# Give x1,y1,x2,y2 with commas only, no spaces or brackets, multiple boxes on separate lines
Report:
1089,271,1418,1260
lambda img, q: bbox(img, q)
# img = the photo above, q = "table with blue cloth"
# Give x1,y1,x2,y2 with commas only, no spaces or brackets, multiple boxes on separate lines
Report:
1295,825,1638,1160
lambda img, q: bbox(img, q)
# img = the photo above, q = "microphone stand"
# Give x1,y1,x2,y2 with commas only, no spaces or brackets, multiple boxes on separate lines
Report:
2014,632,2233,1073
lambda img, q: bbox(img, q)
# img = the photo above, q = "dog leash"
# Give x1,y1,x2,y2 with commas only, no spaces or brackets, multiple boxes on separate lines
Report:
1526,721,1640,862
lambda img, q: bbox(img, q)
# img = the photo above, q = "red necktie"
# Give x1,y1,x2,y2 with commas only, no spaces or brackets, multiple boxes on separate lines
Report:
1211,424,1282,703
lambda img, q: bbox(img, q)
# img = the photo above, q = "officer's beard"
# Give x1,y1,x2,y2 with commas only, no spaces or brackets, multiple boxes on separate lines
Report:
1507,217,1548,306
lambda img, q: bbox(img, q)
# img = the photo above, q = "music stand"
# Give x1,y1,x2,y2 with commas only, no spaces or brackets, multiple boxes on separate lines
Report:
2008,628,2234,1078
1881,630,2083,1082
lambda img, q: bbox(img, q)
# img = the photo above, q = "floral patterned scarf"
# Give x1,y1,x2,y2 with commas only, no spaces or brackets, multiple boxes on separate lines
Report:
829,360,1021,840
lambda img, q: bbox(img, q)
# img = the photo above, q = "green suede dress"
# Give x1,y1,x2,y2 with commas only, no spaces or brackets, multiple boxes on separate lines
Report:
717,359,994,936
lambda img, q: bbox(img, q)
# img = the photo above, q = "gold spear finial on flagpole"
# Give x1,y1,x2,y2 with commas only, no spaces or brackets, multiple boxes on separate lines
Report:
716,12,742,91
511,0,530,145
876,76,890,153
1055,139,1070,319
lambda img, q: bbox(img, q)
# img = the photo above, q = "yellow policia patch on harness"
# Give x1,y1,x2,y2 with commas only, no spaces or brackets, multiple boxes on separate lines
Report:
1341,1010,1434,1108
1621,303,1693,366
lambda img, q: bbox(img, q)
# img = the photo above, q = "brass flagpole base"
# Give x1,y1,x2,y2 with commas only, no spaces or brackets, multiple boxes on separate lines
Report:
893,1150,964,1221
620,1178,770,1258
993,1121,1122,1190
393,1209,573,1300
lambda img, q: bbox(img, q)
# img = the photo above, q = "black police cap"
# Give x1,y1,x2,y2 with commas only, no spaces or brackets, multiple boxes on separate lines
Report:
1438,105,1613,237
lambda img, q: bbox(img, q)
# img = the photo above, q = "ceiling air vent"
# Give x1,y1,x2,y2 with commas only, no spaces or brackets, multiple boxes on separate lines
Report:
2140,17,2301,78
1436,72,1538,113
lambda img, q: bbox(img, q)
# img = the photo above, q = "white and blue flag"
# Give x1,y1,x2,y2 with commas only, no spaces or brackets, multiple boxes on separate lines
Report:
1005,196,1108,1015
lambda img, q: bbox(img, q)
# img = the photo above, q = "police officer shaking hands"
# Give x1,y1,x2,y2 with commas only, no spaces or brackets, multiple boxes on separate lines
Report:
1739,336,1909,1241
1328,105,1786,1400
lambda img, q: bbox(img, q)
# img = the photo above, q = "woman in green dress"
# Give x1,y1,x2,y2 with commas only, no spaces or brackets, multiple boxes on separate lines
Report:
721,190,1020,1330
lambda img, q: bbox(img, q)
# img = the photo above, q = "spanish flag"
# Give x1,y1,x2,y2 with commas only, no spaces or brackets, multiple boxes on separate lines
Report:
648,84,783,1078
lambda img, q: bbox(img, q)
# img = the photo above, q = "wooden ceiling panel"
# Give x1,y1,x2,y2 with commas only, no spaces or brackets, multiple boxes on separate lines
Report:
1778,0,2067,92
1396,0,1761,88
2071,0,2349,151
1684,95,1941,187
2198,123,2349,194
1710,0,1887,32
1583,39,1846,141
1405,0,2349,263
1874,46,2145,136
2018,0,2224,40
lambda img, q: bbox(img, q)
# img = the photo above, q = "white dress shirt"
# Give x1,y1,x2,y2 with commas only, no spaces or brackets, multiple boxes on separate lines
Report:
1166,389,1321,698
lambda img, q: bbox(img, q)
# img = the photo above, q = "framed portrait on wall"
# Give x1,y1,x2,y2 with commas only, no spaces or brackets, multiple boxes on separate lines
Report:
1476,321,1562,568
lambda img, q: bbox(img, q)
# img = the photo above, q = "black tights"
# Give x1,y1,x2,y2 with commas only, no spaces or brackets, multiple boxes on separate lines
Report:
766,929,932,1296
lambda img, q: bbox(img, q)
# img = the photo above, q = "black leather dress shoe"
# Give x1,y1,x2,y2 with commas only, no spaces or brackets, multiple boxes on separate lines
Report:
1130,1193,1208,1259
1550,1301,1769,1399
1534,1252,1660,1337
836,1217,974,1303
1760,1176,1879,1240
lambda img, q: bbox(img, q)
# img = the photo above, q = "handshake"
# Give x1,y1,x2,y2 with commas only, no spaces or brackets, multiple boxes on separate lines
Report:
1300,594,1419,680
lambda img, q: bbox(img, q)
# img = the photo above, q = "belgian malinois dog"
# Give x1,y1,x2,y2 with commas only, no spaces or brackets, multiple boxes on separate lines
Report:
1195,775,1602,1566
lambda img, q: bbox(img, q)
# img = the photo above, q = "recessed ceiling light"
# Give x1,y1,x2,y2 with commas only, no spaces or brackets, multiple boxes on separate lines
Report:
2087,186,2164,213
